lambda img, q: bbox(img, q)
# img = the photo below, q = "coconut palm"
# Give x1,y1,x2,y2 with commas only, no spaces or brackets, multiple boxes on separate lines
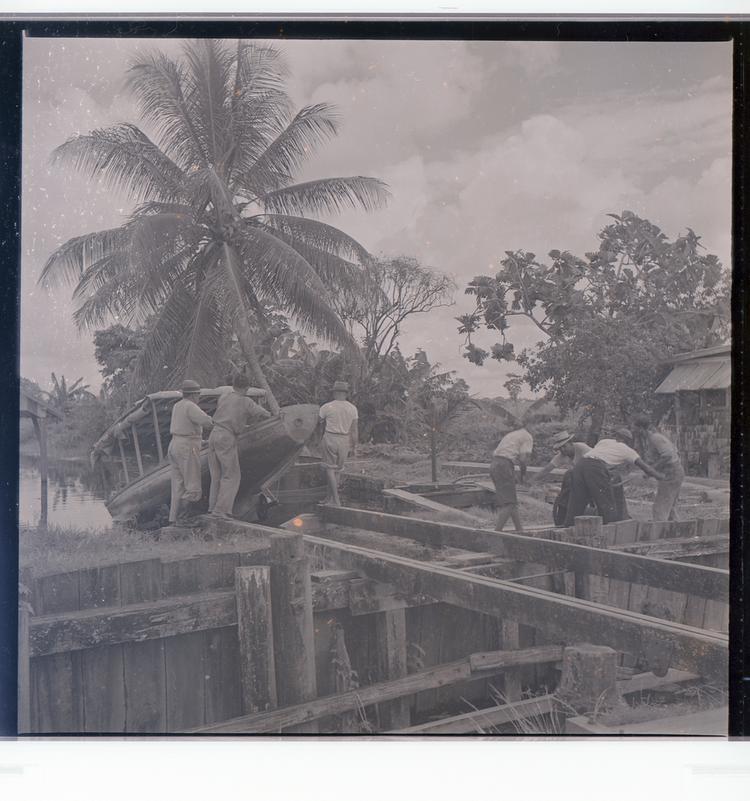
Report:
40,39,389,413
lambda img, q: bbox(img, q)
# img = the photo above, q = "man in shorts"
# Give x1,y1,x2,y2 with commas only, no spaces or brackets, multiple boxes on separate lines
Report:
490,425,533,532
319,381,359,506
632,413,685,521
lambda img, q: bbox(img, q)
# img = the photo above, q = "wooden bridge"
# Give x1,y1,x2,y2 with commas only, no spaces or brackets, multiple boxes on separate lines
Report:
20,505,729,735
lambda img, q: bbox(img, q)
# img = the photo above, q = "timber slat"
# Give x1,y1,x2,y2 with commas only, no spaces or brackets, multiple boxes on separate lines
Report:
319,506,728,602
303,532,728,683
189,646,560,734
390,694,557,734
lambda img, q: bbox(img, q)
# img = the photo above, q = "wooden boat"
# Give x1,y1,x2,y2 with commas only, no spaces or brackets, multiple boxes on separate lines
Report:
90,386,321,522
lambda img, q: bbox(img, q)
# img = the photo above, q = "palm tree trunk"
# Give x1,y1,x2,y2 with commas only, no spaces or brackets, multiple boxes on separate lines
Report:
221,243,281,415
233,311,281,415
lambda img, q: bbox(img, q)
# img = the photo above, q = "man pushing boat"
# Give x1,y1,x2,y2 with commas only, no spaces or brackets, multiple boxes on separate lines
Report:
168,379,213,526
208,372,272,519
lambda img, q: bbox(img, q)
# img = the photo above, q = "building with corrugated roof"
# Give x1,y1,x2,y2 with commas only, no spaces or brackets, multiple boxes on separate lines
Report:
655,344,730,477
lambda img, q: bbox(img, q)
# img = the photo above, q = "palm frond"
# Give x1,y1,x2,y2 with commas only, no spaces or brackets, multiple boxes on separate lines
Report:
40,226,130,288
126,51,209,170
181,39,234,169
50,123,186,202
237,103,340,195
260,176,390,217
180,265,229,384
251,214,373,264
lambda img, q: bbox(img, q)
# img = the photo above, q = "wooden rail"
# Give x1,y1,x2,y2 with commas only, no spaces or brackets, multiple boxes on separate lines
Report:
303,533,728,683
319,506,728,601
190,645,564,733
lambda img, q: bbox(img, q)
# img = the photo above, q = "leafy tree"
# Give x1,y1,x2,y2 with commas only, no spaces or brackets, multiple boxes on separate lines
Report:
458,211,729,440
40,39,388,415
333,255,455,364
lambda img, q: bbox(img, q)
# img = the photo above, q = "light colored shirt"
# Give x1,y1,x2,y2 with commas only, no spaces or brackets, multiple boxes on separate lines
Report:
643,431,682,477
319,400,358,435
584,439,640,467
213,390,269,435
170,398,213,437
493,428,533,461
550,441,591,469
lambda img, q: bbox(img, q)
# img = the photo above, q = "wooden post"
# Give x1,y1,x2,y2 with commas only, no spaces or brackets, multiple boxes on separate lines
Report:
235,566,277,714
556,644,619,717
151,401,165,463
18,570,33,733
31,416,49,529
270,534,318,732
131,424,144,476
573,516,603,599
329,623,359,732
500,620,522,702
674,392,685,471
375,608,410,730
117,437,130,484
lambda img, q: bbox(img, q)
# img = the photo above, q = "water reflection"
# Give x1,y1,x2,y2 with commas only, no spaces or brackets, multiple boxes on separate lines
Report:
19,454,112,529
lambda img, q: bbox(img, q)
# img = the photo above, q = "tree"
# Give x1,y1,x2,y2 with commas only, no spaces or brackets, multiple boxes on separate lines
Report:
334,255,455,364
46,373,94,415
458,211,729,440
40,39,389,415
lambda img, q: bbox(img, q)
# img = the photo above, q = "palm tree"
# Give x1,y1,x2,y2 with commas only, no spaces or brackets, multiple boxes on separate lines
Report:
40,39,389,414
46,373,94,415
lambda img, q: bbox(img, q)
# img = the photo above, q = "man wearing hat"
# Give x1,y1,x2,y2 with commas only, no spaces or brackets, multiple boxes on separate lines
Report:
564,428,665,526
168,380,214,525
319,381,359,506
208,372,271,518
632,414,684,521
532,431,591,526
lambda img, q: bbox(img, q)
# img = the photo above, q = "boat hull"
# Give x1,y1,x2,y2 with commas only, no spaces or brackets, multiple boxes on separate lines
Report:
106,404,320,522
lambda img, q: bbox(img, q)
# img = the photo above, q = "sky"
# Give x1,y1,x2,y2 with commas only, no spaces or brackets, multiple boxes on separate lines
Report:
21,36,732,397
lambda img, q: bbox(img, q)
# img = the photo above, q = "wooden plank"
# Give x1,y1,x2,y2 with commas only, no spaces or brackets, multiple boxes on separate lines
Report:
190,646,556,734
30,652,84,733
81,644,127,733
319,506,728,602
703,600,730,634
36,571,80,615
235,566,277,714
79,565,120,610
119,559,162,604
348,578,433,616
204,627,242,726
165,631,206,731
304,533,727,684
31,591,237,656
614,519,639,546
269,535,317,730
700,518,720,538
391,695,556,734
383,488,487,526
601,523,618,547
122,639,167,733
161,557,201,597
683,594,709,629
500,620,522,701
374,609,410,730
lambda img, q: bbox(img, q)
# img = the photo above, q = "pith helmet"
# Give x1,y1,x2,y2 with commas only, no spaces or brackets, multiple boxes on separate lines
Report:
551,430,574,450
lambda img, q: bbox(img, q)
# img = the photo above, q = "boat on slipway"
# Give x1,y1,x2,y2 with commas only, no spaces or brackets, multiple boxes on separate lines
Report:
90,387,322,523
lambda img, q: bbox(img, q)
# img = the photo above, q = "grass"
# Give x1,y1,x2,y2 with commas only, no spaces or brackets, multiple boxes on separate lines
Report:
19,522,269,577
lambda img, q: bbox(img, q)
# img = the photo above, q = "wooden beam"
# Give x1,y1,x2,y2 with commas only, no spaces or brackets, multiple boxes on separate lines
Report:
235,567,277,714
30,591,238,657
389,695,557,735
374,608,410,729
303,533,727,684
319,506,728,602
189,646,563,734
383,488,487,526
131,424,144,476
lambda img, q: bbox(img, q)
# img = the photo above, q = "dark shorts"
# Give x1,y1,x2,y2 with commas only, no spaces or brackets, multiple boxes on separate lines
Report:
490,455,517,506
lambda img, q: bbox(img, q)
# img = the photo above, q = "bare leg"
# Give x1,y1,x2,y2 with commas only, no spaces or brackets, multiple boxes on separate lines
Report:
495,503,514,531
509,506,524,533
325,467,341,506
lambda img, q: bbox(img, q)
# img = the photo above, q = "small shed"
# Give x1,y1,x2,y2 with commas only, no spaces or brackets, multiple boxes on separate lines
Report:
20,388,64,527
655,344,731,477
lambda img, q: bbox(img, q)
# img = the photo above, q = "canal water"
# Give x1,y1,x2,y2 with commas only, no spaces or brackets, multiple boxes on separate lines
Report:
19,454,112,529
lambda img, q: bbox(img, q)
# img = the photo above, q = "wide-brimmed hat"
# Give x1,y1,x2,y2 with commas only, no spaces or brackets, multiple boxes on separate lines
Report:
551,430,574,450
181,379,201,395
332,380,350,393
